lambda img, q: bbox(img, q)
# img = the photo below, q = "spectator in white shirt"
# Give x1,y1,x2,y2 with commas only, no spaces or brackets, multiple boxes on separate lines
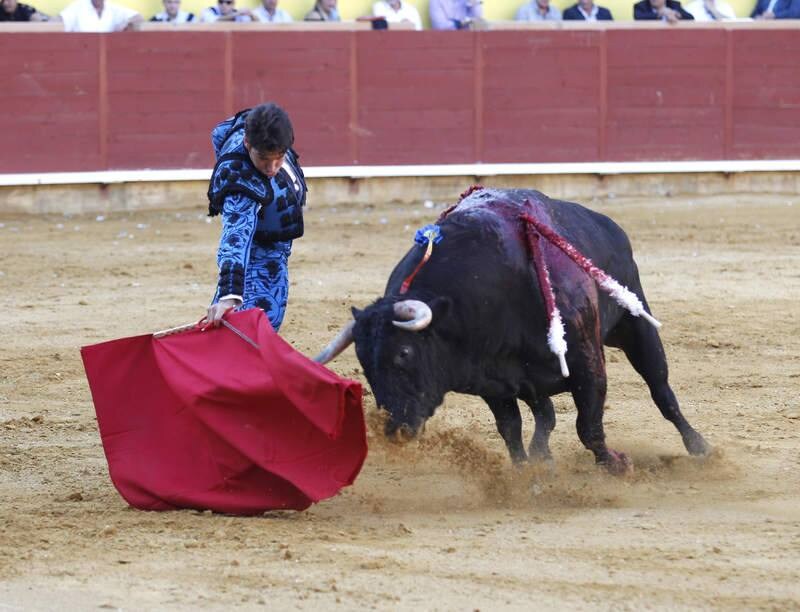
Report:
304,0,340,21
59,0,142,32
201,0,255,22
685,0,736,18
150,0,195,22
515,0,562,20
253,0,293,22
372,0,422,29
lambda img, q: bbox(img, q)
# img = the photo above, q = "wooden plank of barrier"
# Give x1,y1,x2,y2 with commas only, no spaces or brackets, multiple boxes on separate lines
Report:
356,31,476,165
480,29,604,164
605,28,728,161
230,31,354,166
105,32,227,169
730,28,800,159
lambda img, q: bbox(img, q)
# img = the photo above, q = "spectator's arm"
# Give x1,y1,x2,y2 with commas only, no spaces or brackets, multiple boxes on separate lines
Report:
217,8,254,21
675,2,695,17
201,7,220,21
468,0,483,18
633,2,657,18
773,0,800,17
429,0,457,29
123,13,144,30
57,6,74,30
411,8,423,28
372,1,388,17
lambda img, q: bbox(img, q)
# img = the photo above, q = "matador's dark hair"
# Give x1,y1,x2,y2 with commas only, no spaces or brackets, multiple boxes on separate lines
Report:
244,102,294,154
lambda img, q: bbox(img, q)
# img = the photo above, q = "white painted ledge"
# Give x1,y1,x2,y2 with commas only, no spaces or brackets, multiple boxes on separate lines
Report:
2,160,800,187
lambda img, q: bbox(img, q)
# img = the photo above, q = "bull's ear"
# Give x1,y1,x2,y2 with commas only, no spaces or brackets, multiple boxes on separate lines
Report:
429,296,457,339
351,306,363,320
430,296,452,322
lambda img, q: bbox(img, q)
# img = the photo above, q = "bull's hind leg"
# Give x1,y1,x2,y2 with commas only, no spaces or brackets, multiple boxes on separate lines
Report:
570,365,632,475
610,314,711,456
567,325,633,475
483,397,527,464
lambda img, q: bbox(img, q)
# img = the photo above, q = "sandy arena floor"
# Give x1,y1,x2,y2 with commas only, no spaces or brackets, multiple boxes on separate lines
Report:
0,189,799,610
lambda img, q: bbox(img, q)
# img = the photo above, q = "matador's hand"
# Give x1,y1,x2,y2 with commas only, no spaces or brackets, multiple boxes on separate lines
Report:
202,298,239,330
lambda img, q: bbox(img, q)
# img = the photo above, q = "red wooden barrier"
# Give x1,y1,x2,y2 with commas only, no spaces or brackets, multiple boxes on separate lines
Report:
2,28,799,174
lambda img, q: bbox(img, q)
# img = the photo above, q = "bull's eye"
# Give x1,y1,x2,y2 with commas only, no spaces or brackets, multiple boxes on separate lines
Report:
393,344,414,368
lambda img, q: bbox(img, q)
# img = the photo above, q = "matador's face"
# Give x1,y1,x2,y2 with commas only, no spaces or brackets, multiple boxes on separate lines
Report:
244,137,285,178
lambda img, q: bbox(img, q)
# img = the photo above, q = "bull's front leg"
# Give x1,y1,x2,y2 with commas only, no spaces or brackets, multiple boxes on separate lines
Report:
570,357,632,476
483,397,527,465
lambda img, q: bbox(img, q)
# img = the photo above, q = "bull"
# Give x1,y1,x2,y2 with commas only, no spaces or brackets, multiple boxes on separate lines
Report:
314,187,710,474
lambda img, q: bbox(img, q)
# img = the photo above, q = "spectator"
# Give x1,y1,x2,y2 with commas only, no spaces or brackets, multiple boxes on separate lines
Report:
304,0,340,20
373,0,422,28
563,0,613,19
515,0,561,20
59,0,143,31
151,0,195,22
203,103,307,332
429,0,483,29
685,0,736,19
201,0,255,22
0,0,50,20
751,0,800,18
634,0,694,20
253,0,293,22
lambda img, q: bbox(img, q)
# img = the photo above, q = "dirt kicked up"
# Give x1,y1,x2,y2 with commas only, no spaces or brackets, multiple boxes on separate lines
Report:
0,192,799,609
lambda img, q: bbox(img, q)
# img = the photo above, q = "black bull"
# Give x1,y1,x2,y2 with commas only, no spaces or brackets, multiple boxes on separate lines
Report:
314,188,710,474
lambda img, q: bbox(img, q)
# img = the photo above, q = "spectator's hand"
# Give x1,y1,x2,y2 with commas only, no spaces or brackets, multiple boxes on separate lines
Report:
202,298,238,330
659,6,681,21
761,9,776,17
237,8,253,17
121,14,144,31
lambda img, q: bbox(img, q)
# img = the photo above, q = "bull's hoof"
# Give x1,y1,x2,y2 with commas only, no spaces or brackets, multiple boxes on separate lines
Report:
528,446,553,464
601,449,634,477
683,430,712,456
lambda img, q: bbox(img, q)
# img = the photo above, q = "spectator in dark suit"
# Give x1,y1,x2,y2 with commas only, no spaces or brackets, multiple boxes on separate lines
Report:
634,0,694,20
0,0,50,20
751,0,800,18
563,0,613,19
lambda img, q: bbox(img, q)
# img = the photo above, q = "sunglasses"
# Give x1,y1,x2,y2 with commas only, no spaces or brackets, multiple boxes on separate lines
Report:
219,0,234,4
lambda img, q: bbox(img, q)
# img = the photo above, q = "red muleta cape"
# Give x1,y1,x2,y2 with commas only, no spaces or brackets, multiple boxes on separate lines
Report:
80,309,366,515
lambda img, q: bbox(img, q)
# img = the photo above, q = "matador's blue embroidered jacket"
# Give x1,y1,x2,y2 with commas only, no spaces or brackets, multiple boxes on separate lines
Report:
207,109,307,331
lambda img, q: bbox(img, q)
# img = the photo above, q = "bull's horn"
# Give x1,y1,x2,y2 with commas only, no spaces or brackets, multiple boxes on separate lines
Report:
393,300,433,331
313,319,355,364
